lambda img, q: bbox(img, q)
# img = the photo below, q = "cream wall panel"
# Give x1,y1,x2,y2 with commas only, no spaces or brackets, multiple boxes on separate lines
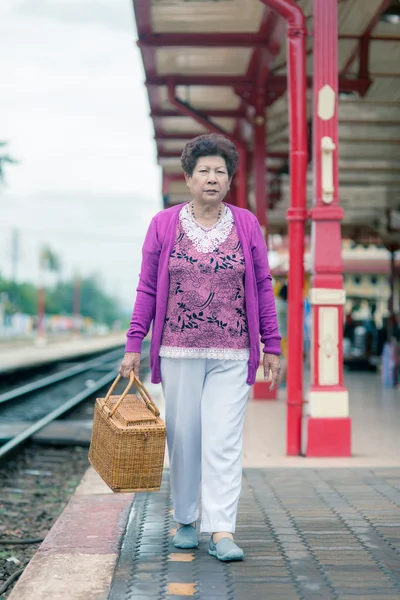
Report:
308,391,349,418
318,307,339,386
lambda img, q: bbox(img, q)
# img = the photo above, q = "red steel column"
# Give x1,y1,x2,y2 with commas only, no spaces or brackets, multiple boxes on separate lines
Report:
229,180,237,206
261,0,308,455
237,147,248,209
252,94,278,400
306,0,351,457
253,96,268,233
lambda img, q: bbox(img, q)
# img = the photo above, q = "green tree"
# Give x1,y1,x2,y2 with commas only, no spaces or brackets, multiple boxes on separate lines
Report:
0,275,121,326
79,276,120,325
0,142,17,183
0,277,37,315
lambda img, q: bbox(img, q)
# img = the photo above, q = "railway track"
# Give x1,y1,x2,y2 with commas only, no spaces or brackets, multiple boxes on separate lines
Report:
0,344,149,461
0,345,149,596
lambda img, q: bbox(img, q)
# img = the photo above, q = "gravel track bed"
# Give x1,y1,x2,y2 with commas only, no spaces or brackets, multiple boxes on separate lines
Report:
0,444,90,598
0,363,120,423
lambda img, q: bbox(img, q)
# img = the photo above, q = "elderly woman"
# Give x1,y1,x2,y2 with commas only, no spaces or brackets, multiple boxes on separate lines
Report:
119,134,281,562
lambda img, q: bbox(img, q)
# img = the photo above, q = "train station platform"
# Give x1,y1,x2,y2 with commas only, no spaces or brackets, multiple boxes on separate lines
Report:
8,371,400,599
0,333,126,374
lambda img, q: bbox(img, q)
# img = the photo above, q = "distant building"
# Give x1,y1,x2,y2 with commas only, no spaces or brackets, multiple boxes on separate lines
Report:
270,238,399,326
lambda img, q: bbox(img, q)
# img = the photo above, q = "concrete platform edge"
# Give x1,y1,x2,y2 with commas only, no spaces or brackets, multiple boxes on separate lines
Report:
8,468,135,600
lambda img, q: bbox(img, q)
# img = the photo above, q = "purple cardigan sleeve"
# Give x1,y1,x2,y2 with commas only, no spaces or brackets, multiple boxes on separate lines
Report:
251,218,281,355
125,217,161,353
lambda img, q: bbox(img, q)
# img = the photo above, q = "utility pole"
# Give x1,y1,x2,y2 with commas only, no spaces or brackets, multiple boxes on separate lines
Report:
37,247,46,341
10,228,19,305
73,274,81,335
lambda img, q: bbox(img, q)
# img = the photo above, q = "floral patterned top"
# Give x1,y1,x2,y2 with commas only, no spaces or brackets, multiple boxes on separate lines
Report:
159,204,250,360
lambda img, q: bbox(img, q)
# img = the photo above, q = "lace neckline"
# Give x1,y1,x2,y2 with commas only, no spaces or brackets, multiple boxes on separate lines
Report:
179,204,234,253
188,203,226,231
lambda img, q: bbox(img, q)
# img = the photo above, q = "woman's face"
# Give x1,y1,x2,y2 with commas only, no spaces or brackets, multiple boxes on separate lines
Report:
185,155,231,206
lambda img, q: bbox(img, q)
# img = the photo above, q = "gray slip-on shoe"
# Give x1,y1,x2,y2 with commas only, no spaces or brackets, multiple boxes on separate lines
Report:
208,537,244,561
173,525,198,549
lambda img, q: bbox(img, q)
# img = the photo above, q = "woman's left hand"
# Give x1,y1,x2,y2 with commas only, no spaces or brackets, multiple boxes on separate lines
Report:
263,353,281,390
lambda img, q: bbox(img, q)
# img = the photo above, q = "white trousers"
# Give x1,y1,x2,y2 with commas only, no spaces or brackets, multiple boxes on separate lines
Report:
160,357,250,534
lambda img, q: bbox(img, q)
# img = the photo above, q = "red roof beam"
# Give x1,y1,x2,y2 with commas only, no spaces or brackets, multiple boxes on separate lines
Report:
137,32,400,47
138,33,269,47
155,131,204,140
340,34,400,42
158,150,288,159
151,108,245,118
132,0,156,76
147,75,371,95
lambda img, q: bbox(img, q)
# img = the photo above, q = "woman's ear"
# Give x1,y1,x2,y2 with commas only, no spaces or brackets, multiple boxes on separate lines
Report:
184,173,191,188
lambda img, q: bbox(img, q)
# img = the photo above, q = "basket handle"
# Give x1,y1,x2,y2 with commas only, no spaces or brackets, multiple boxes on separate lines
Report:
105,372,160,418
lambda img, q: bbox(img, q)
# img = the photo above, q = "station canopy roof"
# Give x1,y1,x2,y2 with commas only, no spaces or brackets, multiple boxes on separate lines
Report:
132,0,400,243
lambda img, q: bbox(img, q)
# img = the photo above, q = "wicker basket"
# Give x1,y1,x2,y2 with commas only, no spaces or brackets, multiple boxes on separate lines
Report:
88,372,166,493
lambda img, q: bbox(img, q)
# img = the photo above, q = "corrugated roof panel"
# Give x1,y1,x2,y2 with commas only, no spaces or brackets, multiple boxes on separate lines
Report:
338,0,384,35
152,0,264,34
339,101,400,122
268,94,288,118
298,0,313,18
160,116,206,132
209,117,236,132
339,123,400,141
161,140,191,151
156,47,252,76
159,156,182,168
366,77,400,102
267,110,288,135
370,41,400,74
158,85,241,110
373,20,400,38
169,180,188,194
159,115,236,133
338,39,359,71
339,140,398,159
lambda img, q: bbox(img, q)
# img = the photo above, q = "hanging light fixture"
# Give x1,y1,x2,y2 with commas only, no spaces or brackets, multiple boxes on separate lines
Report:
380,1,400,25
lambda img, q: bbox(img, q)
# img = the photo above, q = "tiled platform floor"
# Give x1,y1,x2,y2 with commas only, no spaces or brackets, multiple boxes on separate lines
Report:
147,370,400,467
109,468,400,599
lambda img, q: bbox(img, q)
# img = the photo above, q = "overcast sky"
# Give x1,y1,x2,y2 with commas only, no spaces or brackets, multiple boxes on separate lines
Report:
0,0,161,311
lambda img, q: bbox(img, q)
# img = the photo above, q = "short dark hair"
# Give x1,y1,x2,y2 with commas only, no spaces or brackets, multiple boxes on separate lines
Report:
181,133,239,178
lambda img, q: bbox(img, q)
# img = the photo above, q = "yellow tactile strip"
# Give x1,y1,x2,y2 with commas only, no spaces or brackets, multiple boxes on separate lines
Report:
167,582,196,596
169,553,195,562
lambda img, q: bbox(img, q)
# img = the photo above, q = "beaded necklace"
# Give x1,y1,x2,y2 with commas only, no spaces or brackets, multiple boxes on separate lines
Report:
189,201,223,225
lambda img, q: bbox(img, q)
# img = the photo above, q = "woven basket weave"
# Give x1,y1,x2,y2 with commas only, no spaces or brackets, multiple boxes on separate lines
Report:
89,372,166,493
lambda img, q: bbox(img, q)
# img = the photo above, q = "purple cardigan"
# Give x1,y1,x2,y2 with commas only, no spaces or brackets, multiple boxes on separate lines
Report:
125,203,281,385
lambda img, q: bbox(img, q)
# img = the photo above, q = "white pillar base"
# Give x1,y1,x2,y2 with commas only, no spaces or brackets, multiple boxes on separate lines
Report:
307,390,349,418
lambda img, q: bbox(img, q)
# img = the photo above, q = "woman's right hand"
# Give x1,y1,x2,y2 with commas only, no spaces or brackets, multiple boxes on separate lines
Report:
119,352,141,379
